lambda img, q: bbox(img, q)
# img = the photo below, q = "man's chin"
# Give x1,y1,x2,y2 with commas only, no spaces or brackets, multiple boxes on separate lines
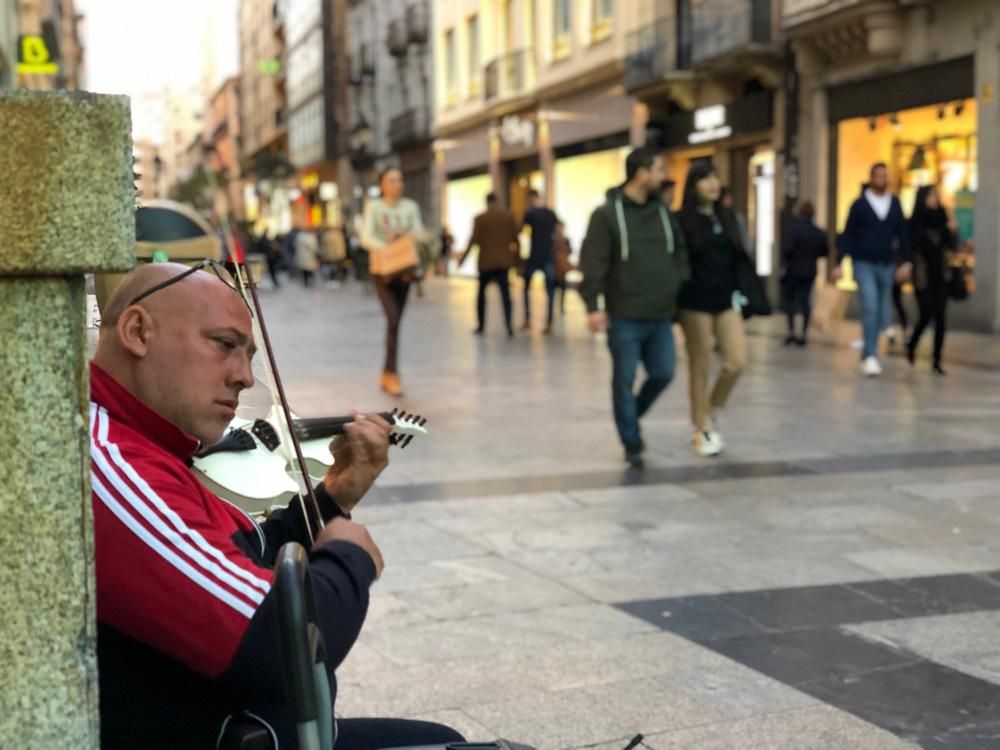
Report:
197,424,229,448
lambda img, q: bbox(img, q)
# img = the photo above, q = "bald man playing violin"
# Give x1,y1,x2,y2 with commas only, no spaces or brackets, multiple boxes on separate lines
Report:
89,263,462,749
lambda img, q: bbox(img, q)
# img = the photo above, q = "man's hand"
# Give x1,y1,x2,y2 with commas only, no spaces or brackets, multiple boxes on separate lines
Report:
313,517,384,578
323,412,391,514
587,311,608,333
895,262,913,284
830,265,844,282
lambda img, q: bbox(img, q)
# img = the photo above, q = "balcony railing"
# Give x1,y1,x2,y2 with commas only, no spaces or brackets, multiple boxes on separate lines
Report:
483,48,535,102
691,0,772,65
624,15,684,92
389,107,430,149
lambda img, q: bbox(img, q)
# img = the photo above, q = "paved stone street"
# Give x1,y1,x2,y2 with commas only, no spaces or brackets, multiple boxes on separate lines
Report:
240,276,1000,748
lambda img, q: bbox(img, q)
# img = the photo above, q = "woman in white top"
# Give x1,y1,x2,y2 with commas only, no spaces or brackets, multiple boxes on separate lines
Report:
360,167,425,396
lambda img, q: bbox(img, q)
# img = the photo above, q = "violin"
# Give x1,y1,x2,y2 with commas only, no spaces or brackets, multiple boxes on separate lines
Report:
192,409,428,510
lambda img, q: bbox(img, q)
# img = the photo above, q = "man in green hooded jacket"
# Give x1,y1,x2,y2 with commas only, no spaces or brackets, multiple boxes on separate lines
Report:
579,147,690,468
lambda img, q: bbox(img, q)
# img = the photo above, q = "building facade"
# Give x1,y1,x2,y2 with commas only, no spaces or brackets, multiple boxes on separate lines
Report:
347,0,435,224
207,76,245,220
283,0,350,229
133,141,162,203
786,0,1000,332
161,87,205,199
434,0,647,266
624,0,786,284
16,0,84,90
239,0,291,231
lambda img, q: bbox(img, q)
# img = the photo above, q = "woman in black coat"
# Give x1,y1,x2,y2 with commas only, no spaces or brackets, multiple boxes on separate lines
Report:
676,163,749,457
906,185,956,375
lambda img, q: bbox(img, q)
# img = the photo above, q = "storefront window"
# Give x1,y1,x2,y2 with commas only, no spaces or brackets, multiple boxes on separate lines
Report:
554,147,628,256
748,149,775,276
835,99,978,290
446,173,493,277
836,99,978,230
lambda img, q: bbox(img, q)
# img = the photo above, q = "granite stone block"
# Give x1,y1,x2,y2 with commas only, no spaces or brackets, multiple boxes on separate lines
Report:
0,90,134,274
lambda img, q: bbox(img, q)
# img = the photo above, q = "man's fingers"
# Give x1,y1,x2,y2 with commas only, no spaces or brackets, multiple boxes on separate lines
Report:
366,412,393,434
343,419,391,457
345,415,392,441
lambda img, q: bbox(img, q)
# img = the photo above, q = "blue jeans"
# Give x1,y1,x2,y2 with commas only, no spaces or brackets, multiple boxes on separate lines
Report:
854,260,895,359
608,319,676,449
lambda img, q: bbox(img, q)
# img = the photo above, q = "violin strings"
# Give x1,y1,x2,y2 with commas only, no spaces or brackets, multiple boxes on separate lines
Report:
206,167,322,544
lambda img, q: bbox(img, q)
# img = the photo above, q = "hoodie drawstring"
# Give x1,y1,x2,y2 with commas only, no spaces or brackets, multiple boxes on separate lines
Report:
614,197,630,262
614,196,676,262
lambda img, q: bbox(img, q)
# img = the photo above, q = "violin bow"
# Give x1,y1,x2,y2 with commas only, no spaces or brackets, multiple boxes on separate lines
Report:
208,166,324,544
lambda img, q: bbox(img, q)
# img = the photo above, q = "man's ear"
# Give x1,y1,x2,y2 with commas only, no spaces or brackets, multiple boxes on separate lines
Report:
117,306,153,358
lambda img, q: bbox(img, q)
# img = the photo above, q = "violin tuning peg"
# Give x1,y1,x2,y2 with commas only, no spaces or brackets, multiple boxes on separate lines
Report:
419,417,428,426
401,435,414,449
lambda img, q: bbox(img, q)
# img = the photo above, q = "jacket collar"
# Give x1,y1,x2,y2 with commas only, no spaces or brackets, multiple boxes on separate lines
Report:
89,361,201,461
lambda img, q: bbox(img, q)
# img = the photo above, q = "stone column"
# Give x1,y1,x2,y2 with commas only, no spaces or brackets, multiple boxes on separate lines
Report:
0,90,134,749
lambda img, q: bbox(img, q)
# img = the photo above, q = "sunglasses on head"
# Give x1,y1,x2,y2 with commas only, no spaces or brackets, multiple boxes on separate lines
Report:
127,259,249,310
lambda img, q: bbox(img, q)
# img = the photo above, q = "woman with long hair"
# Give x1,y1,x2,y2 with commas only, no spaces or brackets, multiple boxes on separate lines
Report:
360,167,425,396
906,185,956,375
676,163,747,457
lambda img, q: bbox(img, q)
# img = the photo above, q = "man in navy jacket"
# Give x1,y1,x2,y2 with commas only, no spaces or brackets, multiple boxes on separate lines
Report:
834,163,912,376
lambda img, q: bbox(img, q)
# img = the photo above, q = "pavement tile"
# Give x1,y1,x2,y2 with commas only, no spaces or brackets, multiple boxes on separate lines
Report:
392,574,590,620
846,611,1000,671
644,705,920,749
460,677,728,750
845,545,1000,579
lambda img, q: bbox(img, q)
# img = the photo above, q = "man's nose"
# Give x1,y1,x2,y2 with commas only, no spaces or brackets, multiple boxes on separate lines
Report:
232,351,255,390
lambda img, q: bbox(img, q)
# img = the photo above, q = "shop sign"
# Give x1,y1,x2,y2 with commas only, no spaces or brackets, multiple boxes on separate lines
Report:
259,58,282,76
500,115,535,148
688,105,732,144
17,33,59,76
657,91,773,149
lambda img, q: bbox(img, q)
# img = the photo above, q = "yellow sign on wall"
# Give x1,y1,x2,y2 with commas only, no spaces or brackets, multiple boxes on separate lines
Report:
17,35,59,75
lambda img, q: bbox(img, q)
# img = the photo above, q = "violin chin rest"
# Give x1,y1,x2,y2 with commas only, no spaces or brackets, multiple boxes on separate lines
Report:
195,427,256,458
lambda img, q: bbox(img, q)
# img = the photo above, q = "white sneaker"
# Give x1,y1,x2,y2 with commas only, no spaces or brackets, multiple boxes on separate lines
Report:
692,431,722,457
708,413,725,451
861,356,883,377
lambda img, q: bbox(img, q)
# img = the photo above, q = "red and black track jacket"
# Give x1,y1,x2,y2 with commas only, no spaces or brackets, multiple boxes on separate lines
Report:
89,363,377,749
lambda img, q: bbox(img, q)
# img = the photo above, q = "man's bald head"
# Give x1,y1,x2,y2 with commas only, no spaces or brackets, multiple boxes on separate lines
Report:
93,262,256,445
100,262,239,331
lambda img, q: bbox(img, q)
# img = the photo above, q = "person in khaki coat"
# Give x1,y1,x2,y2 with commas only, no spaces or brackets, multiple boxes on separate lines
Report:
460,192,520,337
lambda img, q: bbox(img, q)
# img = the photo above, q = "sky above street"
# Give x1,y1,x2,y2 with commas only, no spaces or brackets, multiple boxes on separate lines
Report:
77,0,238,141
